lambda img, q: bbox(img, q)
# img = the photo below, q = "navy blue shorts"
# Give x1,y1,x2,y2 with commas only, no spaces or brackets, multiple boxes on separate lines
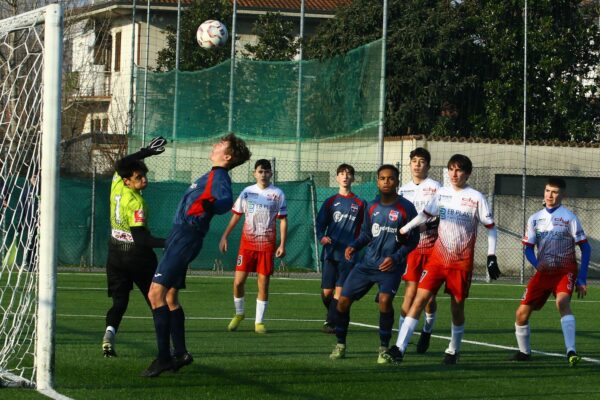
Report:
341,265,402,301
153,224,205,289
321,258,353,289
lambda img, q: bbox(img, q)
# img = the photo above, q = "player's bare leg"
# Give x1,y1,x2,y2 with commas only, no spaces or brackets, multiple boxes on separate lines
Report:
228,271,250,331
255,273,270,333
442,297,464,365
556,292,579,366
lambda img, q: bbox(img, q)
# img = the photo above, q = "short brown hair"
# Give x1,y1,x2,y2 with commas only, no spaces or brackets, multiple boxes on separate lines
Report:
447,154,472,175
222,133,251,170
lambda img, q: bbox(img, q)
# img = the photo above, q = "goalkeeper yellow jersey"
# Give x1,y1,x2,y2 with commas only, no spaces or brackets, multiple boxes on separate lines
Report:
110,172,147,243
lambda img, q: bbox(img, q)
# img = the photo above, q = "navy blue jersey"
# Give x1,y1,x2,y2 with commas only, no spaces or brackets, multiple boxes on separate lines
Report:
350,196,419,271
316,193,366,262
172,167,233,233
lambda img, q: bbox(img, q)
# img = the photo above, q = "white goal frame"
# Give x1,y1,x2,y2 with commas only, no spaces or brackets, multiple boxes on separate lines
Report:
0,4,63,396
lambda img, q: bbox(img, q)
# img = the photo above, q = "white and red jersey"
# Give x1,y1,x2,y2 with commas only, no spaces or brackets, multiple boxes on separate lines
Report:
522,206,586,274
399,177,441,254
424,185,494,272
232,184,287,252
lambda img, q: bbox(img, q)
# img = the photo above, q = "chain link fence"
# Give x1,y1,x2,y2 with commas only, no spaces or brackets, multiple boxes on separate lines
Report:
58,145,599,282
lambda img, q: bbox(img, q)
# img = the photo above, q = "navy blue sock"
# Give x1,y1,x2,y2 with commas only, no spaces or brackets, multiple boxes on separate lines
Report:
326,298,338,324
335,308,350,345
379,310,394,348
170,307,187,356
152,305,171,361
321,293,332,311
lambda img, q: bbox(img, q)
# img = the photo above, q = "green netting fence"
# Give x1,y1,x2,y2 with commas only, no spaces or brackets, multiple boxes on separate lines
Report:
132,40,382,142
53,175,379,271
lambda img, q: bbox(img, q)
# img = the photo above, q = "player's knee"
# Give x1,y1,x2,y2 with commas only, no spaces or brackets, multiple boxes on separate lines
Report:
515,306,529,325
110,295,129,315
378,297,393,313
337,296,351,312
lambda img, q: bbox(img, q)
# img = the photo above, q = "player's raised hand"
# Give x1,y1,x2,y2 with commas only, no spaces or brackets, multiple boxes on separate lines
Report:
143,136,167,155
218,236,228,253
487,255,500,280
576,284,587,299
345,246,355,261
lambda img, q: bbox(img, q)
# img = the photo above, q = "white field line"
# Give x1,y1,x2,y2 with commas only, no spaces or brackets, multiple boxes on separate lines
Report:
56,286,600,304
351,321,600,365
56,313,600,365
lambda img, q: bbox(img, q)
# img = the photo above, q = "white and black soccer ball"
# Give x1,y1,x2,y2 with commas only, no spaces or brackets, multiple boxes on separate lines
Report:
196,20,228,49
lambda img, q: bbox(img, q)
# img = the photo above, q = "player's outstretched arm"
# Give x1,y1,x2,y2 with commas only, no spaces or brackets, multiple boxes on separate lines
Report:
399,212,428,235
116,136,167,169
219,213,242,253
130,227,165,248
275,217,288,258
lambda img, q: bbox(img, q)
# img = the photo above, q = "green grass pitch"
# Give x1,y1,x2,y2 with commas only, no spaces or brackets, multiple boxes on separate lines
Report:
6,273,600,399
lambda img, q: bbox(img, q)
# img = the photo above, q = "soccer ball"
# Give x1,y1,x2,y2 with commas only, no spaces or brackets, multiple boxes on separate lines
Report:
196,20,228,49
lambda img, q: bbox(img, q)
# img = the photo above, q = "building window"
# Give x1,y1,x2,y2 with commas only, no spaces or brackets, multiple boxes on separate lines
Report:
114,32,121,72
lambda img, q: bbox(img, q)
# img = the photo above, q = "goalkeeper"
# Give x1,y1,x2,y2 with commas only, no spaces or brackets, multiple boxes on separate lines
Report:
383,154,499,366
102,136,167,358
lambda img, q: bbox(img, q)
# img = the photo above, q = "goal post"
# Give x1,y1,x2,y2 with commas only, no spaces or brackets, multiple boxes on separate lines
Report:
0,3,63,394
37,3,63,393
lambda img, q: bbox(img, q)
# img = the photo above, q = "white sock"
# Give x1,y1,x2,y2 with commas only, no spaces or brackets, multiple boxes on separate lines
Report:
398,316,405,332
515,323,531,354
234,296,245,316
445,323,464,355
255,300,268,324
423,312,436,333
105,326,116,335
395,316,418,352
560,314,576,354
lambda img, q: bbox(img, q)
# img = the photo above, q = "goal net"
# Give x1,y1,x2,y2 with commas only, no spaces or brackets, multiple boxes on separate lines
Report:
0,4,63,392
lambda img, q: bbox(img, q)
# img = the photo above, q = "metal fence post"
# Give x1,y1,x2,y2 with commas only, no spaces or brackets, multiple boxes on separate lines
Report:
90,165,96,267
309,175,320,273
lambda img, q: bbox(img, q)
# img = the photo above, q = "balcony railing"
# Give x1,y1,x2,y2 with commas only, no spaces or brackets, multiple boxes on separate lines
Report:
66,68,111,99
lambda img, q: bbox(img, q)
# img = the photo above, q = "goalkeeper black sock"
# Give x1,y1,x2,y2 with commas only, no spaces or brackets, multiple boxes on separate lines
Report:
152,305,171,360
326,298,338,324
334,309,350,345
379,310,394,348
170,307,187,356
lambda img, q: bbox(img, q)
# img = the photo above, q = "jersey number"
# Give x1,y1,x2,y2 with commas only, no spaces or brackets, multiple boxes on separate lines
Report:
114,195,122,224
